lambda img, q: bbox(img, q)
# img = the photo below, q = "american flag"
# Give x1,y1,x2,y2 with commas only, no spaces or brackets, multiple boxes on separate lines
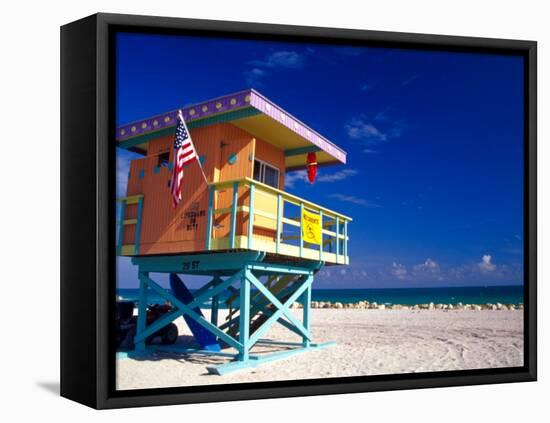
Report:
170,111,198,207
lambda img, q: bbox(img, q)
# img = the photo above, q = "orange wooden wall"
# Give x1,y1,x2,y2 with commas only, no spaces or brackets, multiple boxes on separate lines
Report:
120,122,287,255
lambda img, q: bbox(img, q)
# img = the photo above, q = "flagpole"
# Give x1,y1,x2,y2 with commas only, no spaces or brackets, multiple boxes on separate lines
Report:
198,161,209,185
178,110,209,186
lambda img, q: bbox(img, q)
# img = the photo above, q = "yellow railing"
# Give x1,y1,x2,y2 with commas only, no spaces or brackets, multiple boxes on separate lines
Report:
205,177,351,264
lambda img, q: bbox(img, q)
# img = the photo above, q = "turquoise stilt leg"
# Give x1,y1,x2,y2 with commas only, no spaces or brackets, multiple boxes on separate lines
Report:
135,272,149,351
302,282,312,347
239,272,250,361
211,276,220,326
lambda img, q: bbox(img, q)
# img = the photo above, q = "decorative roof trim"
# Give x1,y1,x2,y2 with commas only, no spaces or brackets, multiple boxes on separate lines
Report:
116,89,346,164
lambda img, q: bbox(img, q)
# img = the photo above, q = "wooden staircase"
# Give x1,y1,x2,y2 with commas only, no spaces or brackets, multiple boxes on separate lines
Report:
222,274,301,341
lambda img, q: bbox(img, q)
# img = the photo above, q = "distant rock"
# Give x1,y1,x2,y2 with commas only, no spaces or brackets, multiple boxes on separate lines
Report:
378,304,386,310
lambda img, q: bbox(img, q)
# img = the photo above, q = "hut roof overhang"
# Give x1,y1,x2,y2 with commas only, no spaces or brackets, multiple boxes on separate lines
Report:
116,89,346,170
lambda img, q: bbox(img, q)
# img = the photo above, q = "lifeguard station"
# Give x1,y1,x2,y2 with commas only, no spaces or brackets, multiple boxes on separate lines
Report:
116,89,352,374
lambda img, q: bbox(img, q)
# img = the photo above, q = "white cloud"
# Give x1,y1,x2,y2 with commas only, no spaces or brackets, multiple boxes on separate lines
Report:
244,68,266,86
413,258,440,273
317,169,357,183
345,119,402,143
478,254,496,272
285,169,357,188
345,115,402,146
391,262,408,280
346,119,388,141
250,51,305,69
245,50,305,87
329,194,381,208
284,170,308,188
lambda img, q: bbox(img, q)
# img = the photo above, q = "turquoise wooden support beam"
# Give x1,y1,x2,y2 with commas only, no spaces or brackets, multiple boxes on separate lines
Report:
239,270,250,360
134,197,144,255
185,273,241,311
302,283,312,347
247,280,311,347
211,276,221,326
117,201,126,255
299,202,304,258
343,220,348,261
189,276,218,300
246,261,314,275
218,277,307,332
335,216,340,264
284,145,321,157
246,271,312,347
134,273,237,344
276,193,282,254
135,272,149,351
247,183,255,249
230,181,238,249
255,339,318,347
319,210,323,261
207,341,335,376
132,251,264,274
220,273,304,329
134,307,184,343
205,185,214,250
249,296,308,338
140,272,243,350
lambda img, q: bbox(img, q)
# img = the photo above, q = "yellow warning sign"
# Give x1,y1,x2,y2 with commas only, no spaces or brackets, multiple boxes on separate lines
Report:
302,209,322,245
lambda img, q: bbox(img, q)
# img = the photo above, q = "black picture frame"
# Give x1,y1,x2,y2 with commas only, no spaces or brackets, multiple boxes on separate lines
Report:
60,12,537,409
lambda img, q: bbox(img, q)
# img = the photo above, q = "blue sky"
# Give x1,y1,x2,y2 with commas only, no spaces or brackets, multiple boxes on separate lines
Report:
116,32,524,289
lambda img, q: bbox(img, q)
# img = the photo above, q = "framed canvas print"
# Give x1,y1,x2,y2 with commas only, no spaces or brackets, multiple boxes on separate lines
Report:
60,13,537,409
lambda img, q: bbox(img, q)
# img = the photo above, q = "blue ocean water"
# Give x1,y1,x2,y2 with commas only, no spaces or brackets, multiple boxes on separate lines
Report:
117,285,523,307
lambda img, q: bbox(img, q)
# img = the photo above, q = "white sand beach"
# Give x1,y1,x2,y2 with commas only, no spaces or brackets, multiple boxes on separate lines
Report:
116,309,523,390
